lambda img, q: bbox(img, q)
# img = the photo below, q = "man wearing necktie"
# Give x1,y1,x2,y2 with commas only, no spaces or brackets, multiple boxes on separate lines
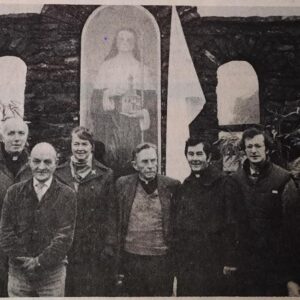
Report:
229,127,300,296
0,142,76,297
0,118,31,296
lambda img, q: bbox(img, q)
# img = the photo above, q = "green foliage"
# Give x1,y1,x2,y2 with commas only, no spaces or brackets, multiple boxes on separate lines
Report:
214,132,245,169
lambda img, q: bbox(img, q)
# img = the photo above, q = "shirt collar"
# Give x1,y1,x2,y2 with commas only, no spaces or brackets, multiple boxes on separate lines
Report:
33,176,53,188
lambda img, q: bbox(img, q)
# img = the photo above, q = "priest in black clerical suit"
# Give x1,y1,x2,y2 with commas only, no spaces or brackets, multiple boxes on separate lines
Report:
0,118,31,296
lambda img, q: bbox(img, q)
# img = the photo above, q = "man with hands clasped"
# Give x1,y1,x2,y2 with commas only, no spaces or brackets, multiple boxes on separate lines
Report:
0,142,76,297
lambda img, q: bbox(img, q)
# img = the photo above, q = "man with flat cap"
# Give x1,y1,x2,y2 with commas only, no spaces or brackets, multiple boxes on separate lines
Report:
0,142,77,297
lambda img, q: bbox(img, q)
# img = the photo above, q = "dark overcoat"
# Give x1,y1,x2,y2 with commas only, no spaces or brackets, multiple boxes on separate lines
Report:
0,145,31,296
0,178,77,268
174,165,233,295
0,146,31,212
55,159,116,296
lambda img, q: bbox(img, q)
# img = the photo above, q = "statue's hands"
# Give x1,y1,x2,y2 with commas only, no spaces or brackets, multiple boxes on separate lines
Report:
120,110,144,118
103,89,115,111
109,87,126,97
120,109,150,131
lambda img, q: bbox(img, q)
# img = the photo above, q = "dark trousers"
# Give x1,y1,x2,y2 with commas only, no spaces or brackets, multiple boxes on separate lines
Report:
66,259,114,296
177,272,224,296
0,254,8,297
122,251,174,296
236,271,287,296
177,259,224,296
0,278,7,297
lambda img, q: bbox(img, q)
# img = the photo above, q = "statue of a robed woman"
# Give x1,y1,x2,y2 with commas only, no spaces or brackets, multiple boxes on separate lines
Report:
90,28,157,174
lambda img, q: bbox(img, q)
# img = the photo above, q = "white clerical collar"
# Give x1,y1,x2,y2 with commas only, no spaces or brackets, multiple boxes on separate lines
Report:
33,176,53,189
138,175,157,185
249,166,260,176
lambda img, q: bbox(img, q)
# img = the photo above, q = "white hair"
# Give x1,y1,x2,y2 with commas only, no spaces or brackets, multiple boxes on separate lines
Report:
2,117,29,136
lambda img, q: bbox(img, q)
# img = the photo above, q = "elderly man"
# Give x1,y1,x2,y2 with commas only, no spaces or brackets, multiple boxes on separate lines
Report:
174,138,237,296
0,142,77,297
230,127,300,296
0,117,31,296
0,117,31,209
115,142,180,296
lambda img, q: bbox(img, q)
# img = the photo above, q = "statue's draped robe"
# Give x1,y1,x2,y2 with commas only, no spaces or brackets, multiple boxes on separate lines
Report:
90,55,157,174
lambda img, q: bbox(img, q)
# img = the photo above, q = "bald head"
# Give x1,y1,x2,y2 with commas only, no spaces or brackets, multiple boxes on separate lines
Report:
2,118,28,155
29,143,57,183
31,143,56,158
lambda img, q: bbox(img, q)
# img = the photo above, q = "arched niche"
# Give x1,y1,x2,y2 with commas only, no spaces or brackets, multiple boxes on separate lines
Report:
217,61,260,126
0,56,26,120
80,5,161,174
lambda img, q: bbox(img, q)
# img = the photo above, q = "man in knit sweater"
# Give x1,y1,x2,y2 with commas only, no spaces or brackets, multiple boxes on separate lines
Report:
115,142,180,296
230,127,300,296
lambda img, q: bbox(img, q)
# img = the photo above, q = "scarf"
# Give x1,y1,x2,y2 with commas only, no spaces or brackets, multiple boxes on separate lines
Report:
70,155,93,182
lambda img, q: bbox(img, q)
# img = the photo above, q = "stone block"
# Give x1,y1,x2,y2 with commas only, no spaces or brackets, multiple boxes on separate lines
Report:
54,39,79,57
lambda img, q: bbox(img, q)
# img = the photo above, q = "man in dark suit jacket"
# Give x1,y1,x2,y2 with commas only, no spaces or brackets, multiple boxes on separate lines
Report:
115,142,180,296
0,142,77,297
0,117,32,296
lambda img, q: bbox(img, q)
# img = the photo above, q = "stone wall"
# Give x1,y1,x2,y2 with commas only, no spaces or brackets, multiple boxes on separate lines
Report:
178,6,300,150
1,5,300,167
0,5,171,169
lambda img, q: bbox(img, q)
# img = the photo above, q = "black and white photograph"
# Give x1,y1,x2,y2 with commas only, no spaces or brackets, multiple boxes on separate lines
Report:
0,0,299,297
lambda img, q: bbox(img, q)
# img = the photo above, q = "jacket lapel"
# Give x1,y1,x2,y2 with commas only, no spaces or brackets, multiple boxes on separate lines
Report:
0,161,13,180
55,163,74,187
157,175,171,238
0,149,13,180
24,178,40,204
123,174,139,231
15,162,30,180
38,178,59,208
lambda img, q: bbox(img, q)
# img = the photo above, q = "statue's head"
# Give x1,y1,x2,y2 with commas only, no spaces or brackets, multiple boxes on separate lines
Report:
105,27,140,61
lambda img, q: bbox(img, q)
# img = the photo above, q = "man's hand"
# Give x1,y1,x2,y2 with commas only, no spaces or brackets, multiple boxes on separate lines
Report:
16,256,40,272
15,256,31,266
287,281,300,296
223,266,237,276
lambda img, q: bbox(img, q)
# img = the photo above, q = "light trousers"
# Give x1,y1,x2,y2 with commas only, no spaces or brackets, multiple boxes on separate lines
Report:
8,263,66,297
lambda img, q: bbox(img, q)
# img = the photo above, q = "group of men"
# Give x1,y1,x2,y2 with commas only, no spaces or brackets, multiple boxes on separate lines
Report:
0,117,299,297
